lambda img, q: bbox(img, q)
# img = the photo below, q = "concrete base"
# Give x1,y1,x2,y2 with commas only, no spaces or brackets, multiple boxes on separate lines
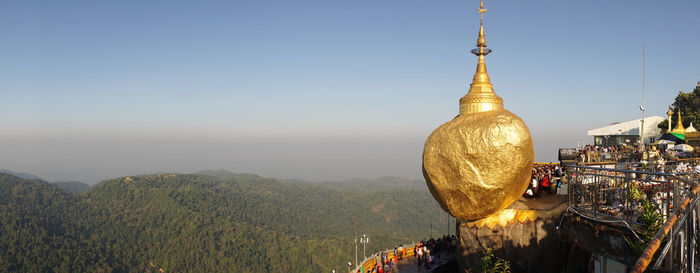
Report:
456,195,568,273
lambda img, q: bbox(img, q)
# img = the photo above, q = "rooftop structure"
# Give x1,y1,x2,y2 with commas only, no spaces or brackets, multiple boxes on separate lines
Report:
587,116,665,146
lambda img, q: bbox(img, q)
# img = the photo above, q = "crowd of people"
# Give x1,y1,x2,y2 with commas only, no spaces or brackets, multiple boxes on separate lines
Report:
413,235,456,271
520,151,699,199
664,148,698,160
670,161,700,173
580,143,699,164
354,244,408,273
523,164,564,199
579,144,637,163
352,235,457,273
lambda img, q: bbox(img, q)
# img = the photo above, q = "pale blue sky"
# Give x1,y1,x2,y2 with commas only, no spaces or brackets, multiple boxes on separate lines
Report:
1,0,699,184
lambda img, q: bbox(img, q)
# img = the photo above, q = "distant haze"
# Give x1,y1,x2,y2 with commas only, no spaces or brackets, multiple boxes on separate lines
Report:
2,0,699,184
2,131,581,185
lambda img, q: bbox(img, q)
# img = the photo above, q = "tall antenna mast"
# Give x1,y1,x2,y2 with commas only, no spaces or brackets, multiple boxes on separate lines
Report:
640,46,646,155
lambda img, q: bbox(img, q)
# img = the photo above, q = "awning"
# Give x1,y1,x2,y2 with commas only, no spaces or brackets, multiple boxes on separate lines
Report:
659,133,685,144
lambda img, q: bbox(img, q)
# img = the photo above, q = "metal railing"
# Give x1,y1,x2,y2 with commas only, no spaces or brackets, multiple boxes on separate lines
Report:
565,165,700,272
350,243,415,273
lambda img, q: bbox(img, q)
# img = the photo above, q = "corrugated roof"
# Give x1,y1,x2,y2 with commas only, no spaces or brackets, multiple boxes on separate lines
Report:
587,116,665,137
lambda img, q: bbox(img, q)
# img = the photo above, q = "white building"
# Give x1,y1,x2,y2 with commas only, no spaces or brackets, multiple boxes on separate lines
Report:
587,116,665,146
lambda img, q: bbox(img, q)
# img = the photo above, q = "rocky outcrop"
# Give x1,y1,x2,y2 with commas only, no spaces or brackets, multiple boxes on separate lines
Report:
456,195,568,273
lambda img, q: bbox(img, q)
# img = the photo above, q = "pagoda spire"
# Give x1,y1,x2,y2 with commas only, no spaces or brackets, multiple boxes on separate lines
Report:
476,0,487,48
459,0,503,115
672,108,686,134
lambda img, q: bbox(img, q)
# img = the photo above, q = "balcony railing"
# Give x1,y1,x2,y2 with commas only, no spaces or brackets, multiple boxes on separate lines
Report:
565,165,700,272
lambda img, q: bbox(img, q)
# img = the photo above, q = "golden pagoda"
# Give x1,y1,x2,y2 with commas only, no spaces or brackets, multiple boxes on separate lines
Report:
686,122,700,147
672,108,686,135
422,0,534,221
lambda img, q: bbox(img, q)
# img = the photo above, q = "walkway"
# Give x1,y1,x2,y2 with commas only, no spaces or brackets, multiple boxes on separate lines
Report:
394,251,456,273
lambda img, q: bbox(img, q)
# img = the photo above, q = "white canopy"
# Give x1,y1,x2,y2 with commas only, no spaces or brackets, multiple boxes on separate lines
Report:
587,116,665,139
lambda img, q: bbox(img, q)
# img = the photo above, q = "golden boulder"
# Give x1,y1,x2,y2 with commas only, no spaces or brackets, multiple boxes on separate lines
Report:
422,109,533,220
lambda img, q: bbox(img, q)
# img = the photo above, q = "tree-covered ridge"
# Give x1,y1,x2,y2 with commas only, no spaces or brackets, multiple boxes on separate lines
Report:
657,83,700,131
321,176,427,192
0,174,110,272
0,169,42,180
0,171,447,272
53,181,91,193
0,169,92,194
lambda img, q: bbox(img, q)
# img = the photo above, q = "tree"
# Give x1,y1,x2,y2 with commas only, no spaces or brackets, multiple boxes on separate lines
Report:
657,82,700,132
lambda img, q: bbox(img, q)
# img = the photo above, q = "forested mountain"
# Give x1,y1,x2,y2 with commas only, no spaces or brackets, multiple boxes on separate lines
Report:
196,169,427,191
0,174,110,272
322,176,427,191
52,181,91,193
0,169,91,193
0,169,42,180
0,170,448,272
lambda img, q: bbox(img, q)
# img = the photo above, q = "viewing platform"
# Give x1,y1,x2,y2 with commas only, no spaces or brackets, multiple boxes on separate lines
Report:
350,238,457,273
560,164,700,272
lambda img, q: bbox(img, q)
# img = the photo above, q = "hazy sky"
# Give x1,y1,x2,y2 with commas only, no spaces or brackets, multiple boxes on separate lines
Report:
1,0,699,184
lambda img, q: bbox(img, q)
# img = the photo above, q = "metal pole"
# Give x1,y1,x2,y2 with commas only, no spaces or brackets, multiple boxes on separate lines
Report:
354,218,358,267
363,240,366,259
354,238,358,268
670,178,679,271
625,172,630,213
360,234,368,259
594,173,599,217
695,205,699,270
567,166,572,207
640,46,645,154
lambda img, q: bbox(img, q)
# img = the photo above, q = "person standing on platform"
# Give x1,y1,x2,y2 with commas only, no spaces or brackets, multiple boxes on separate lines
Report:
540,174,550,194
417,246,423,266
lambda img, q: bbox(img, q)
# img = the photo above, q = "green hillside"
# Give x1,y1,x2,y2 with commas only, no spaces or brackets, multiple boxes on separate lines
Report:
53,181,92,193
0,171,450,272
0,174,110,272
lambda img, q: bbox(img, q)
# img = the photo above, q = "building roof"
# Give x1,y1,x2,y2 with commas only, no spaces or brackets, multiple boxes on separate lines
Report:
587,116,665,137
687,130,700,138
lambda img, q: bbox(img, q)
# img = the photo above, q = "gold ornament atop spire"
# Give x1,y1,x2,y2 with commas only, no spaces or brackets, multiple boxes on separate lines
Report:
672,108,686,134
460,0,503,115
477,0,487,48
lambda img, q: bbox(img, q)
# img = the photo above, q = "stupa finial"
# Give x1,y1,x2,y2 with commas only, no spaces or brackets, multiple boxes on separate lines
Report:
477,0,487,48
460,0,503,115
673,108,686,134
